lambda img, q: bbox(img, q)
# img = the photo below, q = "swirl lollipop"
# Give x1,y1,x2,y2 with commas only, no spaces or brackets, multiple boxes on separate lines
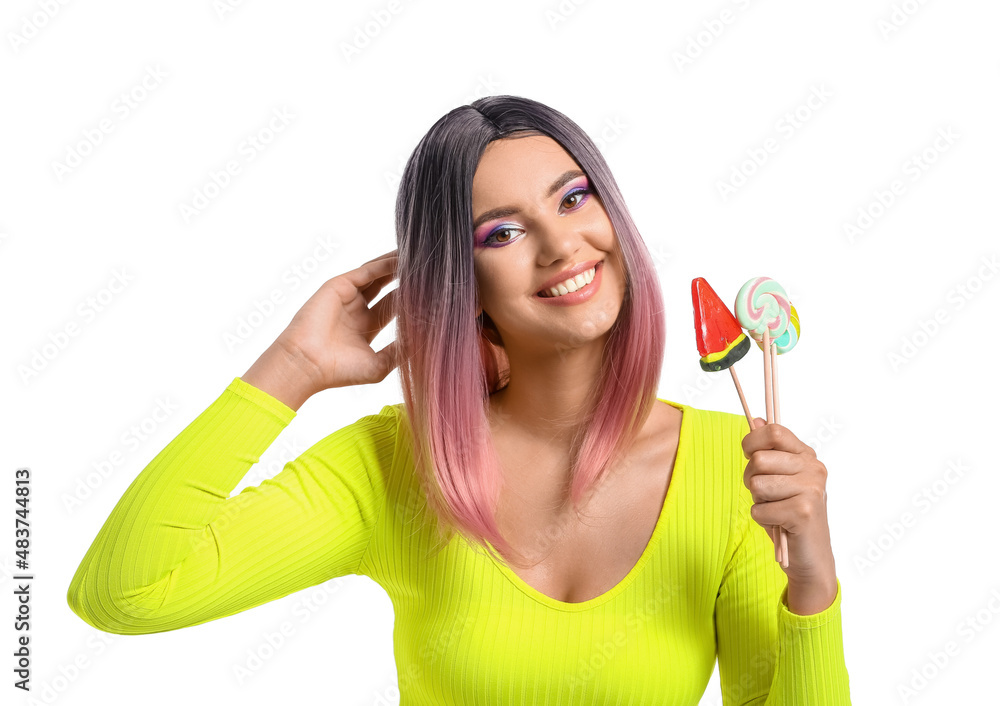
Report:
756,304,799,435
735,277,793,568
735,277,790,424
735,277,791,344
756,304,799,354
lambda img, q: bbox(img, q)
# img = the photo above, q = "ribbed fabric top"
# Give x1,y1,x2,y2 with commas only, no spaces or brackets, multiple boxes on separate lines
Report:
67,377,851,704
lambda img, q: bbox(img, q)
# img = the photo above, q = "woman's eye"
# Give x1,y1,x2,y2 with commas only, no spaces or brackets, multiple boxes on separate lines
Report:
480,186,590,247
483,225,524,247
561,187,591,210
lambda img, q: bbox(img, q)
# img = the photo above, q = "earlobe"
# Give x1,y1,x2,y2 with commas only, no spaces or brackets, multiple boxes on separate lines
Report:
484,328,503,346
478,310,503,347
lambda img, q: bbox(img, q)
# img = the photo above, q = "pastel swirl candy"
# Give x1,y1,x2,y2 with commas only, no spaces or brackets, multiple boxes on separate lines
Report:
756,304,799,354
734,277,791,343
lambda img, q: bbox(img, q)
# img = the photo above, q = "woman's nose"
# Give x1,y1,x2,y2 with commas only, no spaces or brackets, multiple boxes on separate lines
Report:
533,214,584,261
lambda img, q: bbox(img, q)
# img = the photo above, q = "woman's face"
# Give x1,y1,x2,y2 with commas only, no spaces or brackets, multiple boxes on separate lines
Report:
471,134,626,355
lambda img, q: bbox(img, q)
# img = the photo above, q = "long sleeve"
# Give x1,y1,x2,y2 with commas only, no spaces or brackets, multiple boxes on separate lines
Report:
715,422,852,704
66,376,396,635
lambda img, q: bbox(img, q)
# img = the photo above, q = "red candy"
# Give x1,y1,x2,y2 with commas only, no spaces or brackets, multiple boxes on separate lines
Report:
691,277,750,372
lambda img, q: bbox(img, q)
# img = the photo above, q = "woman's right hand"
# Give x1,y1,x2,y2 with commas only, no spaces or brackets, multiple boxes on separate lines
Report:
277,249,401,393
243,250,400,408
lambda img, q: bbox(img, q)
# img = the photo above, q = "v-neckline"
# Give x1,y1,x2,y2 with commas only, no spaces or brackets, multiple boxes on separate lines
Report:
484,398,688,612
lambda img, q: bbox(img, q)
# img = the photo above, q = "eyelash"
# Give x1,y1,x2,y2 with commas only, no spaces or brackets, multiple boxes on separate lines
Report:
481,186,592,248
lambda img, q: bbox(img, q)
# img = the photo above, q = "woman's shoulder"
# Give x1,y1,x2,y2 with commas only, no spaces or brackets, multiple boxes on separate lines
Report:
299,402,406,469
656,397,750,492
658,399,752,544
655,397,749,445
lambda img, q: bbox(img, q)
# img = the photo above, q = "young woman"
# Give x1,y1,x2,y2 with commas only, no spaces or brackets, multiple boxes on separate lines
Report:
67,95,851,703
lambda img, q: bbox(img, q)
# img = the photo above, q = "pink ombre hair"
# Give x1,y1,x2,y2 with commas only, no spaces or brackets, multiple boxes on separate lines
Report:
393,95,666,567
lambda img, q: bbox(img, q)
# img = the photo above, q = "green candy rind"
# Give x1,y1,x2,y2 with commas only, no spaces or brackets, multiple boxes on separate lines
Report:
700,335,751,372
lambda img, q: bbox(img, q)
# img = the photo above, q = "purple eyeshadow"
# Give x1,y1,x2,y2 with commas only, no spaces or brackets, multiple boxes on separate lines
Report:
474,176,591,247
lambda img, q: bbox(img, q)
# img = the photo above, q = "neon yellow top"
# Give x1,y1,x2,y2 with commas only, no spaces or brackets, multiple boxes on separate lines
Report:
67,376,852,704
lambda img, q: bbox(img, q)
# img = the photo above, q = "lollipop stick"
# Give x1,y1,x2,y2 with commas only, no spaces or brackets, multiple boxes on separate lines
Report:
769,338,790,569
729,366,753,430
771,343,780,425
761,330,787,566
763,329,774,424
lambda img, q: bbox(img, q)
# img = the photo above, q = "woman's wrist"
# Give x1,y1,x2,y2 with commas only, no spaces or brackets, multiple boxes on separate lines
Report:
241,342,319,412
785,570,839,616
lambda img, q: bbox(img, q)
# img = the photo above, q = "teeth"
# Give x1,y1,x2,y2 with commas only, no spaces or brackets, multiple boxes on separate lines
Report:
542,265,596,298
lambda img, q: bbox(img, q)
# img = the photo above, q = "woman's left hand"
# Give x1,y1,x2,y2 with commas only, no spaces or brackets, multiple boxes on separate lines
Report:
742,417,838,614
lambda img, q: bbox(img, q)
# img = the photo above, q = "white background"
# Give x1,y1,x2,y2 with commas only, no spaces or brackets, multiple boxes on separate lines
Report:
2,0,998,704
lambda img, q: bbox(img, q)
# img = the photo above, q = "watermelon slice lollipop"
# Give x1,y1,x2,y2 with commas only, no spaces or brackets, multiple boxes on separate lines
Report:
692,277,751,372
691,277,754,430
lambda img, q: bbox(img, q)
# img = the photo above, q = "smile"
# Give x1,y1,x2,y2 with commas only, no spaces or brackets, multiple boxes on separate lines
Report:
535,261,603,305
538,263,598,298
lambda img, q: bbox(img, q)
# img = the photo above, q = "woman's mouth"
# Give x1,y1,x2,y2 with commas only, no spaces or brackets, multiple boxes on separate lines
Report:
535,261,603,305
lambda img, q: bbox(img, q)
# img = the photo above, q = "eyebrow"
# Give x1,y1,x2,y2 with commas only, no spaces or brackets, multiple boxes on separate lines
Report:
472,169,587,232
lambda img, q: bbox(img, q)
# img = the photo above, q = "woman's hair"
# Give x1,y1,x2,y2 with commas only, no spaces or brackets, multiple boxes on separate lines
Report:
393,94,666,567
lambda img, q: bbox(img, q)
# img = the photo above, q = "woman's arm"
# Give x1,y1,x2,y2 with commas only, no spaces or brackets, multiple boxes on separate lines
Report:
65,376,395,634
715,416,851,704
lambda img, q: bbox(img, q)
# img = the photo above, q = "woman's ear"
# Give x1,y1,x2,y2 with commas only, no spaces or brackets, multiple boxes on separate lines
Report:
478,309,503,347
